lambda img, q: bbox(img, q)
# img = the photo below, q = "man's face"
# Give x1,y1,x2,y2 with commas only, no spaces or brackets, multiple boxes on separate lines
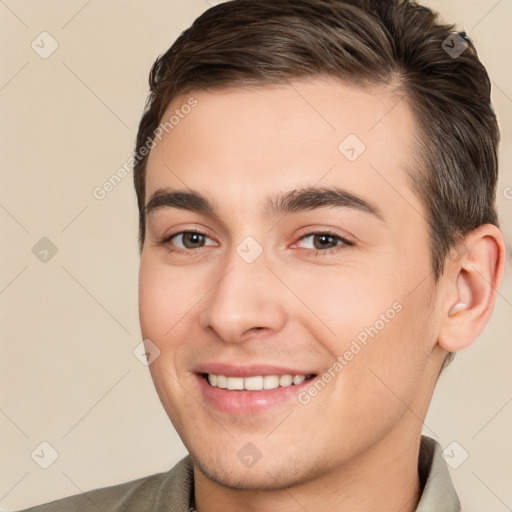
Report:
139,77,446,489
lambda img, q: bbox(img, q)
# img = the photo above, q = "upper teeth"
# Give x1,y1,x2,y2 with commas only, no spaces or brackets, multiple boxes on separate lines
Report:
207,374,308,390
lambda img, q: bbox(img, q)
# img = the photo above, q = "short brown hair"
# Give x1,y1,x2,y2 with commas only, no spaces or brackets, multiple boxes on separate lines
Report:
134,0,499,282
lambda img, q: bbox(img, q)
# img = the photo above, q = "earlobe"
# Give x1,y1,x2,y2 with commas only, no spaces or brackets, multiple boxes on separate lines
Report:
437,224,506,354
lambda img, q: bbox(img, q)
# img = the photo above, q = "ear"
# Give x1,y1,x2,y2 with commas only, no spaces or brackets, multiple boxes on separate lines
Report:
437,224,507,353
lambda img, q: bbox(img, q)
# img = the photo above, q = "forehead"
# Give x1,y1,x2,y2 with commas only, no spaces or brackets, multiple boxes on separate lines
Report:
145,76,421,220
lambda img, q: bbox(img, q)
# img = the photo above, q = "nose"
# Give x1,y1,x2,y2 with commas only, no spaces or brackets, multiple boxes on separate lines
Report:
198,250,287,344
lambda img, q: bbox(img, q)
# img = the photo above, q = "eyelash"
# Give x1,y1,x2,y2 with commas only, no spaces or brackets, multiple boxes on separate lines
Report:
157,229,353,257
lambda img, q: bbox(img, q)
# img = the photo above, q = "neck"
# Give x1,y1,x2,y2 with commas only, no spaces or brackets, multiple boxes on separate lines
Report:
192,428,422,512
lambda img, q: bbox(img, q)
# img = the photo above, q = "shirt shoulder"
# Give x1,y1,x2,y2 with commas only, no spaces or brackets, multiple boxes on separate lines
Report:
14,456,193,512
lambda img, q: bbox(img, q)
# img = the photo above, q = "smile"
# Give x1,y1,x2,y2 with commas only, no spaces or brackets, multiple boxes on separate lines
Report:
205,373,315,391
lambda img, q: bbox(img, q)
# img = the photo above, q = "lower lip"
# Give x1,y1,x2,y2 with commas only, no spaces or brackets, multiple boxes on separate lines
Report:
196,374,314,415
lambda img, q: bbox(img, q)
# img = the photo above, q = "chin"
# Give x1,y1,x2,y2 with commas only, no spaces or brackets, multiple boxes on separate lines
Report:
189,447,322,492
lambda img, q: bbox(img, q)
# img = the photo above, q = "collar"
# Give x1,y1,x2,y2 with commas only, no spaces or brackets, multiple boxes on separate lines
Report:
416,435,460,511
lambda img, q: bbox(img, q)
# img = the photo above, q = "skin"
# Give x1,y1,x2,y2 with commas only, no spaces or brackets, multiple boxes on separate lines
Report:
138,76,506,512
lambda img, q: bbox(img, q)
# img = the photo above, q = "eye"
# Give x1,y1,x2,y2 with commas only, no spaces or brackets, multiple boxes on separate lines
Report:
295,230,353,255
158,230,216,253
157,229,353,256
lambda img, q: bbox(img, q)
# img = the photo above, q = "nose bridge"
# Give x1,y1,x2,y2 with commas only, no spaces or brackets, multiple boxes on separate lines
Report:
198,241,287,343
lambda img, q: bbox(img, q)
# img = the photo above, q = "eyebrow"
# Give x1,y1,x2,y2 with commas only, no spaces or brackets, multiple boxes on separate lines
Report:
145,186,384,222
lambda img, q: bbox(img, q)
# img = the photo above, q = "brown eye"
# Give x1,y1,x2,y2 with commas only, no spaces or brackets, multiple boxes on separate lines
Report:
159,230,216,253
172,232,207,249
312,234,339,250
297,231,352,252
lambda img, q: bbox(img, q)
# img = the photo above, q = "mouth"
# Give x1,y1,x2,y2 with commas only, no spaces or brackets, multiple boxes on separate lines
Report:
192,363,320,415
201,372,317,391
195,369,318,415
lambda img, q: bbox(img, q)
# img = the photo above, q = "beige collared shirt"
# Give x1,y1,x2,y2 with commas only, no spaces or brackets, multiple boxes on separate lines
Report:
18,436,459,511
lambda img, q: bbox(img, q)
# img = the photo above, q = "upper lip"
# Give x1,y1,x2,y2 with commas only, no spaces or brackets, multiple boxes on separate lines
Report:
193,363,317,378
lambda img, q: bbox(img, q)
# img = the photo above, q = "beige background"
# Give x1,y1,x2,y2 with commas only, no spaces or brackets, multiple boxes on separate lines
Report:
0,0,511,510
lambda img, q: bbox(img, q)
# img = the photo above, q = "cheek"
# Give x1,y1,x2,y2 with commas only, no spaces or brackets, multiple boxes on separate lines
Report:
289,264,397,348
138,255,196,338
294,258,433,387
138,263,167,339
137,257,196,421
332,283,436,428
138,255,211,384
